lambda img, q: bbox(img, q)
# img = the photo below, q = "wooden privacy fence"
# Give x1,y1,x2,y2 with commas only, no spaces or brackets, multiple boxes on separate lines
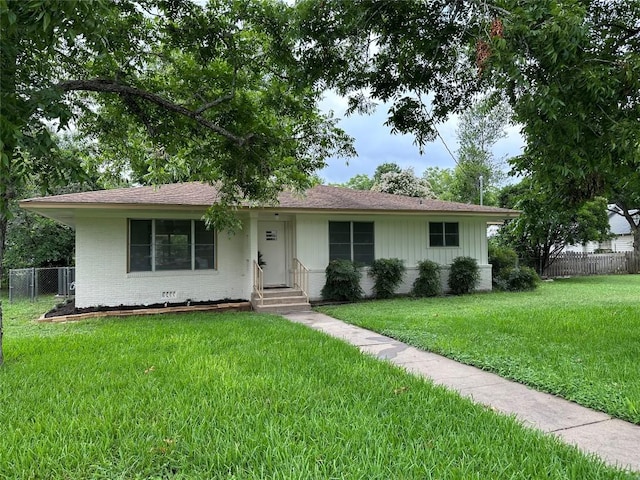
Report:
544,252,640,278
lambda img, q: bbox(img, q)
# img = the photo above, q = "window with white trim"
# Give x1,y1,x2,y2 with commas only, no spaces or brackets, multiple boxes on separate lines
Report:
429,222,459,247
329,221,375,265
129,219,215,272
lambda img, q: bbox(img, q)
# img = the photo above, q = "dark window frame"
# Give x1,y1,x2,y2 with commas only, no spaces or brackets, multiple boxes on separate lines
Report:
329,221,375,265
128,219,216,272
429,222,459,247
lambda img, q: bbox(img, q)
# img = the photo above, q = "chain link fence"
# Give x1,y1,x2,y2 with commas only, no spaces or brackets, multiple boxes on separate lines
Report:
8,267,75,303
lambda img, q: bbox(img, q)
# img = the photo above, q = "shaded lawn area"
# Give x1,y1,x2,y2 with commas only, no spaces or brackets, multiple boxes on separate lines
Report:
318,275,640,425
0,299,634,478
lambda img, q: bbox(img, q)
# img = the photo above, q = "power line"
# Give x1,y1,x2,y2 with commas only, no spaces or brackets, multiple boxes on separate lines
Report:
432,122,459,166
428,110,493,204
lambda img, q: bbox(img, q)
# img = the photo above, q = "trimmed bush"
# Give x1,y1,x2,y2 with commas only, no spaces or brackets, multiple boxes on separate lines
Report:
321,259,364,301
448,256,480,295
368,258,406,299
495,266,540,292
488,241,517,280
411,260,441,297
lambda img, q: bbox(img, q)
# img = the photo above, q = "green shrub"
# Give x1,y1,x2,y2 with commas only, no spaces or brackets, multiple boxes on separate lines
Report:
411,260,441,297
495,266,540,292
448,256,480,295
321,259,364,301
368,258,406,299
488,241,517,280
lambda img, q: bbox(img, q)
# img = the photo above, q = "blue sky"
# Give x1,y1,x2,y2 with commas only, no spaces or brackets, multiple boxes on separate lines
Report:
317,92,526,184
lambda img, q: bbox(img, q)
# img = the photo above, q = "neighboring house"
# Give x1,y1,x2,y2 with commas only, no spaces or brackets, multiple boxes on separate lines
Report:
21,182,518,310
564,205,639,253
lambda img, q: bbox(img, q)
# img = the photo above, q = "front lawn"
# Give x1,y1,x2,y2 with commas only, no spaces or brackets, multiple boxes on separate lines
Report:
0,298,633,478
318,275,640,424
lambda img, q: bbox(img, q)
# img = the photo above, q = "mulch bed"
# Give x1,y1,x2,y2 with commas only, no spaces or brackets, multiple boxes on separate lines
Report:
40,298,251,322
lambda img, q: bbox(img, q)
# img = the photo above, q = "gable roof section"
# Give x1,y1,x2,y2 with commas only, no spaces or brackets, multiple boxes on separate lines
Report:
20,182,518,223
277,186,516,215
22,182,221,207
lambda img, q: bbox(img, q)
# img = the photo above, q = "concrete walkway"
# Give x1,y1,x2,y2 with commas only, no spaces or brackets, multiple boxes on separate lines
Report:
283,311,640,474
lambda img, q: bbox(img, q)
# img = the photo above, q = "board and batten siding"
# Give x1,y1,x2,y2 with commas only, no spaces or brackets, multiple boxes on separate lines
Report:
294,213,492,300
74,214,250,308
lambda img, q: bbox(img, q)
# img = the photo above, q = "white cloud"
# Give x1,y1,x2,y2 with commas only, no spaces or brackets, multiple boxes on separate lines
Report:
318,94,525,184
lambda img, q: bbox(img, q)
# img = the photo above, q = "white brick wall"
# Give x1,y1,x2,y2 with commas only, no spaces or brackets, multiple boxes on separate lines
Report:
74,215,250,308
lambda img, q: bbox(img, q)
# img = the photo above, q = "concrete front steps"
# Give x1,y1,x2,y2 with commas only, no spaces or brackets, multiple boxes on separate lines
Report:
251,287,311,313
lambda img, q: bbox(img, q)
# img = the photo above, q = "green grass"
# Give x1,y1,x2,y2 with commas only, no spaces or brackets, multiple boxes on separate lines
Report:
1,294,80,338
0,298,634,478
318,275,640,425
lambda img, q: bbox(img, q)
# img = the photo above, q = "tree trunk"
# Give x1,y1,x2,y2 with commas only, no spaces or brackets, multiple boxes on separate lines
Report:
615,202,640,255
0,168,9,366
0,20,20,368
0,301,3,366
0,216,6,366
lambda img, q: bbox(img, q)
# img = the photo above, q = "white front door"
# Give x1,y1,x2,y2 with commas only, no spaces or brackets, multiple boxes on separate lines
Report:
258,221,287,287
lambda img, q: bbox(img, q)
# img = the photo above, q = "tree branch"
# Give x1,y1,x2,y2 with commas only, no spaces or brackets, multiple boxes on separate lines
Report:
56,79,252,146
194,93,234,114
195,64,238,114
615,201,639,228
598,22,640,40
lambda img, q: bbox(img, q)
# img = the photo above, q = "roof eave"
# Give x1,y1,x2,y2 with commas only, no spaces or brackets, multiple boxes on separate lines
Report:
19,201,210,211
264,206,519,218
20,200,519,220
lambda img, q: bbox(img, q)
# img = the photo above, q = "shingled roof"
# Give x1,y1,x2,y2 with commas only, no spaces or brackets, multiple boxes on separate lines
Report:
21,182,518,217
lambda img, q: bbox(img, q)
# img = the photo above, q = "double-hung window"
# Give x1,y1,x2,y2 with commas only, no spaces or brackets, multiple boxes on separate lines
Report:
329,221,375,265
129,219,215,272
429,222,459,247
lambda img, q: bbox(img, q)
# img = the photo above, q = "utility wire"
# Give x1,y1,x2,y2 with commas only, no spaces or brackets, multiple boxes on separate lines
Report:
427,108,492,204
433,122,460,166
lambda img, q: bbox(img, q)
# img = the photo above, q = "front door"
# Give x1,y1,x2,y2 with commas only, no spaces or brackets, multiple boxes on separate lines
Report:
258,221,287,287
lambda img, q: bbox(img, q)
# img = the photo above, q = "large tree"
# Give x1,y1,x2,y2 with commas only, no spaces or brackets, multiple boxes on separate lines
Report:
485,0,640,252
423,166,456,202
337,173,374,191
372,166,433,198
4,139,105,278
0,0,354,365
424,99,510,206
496,180,611,274
372,162,402,185
451,98,510,205
294,0,483,147
338,163,432,197
1,0,108,365
295,0,640,248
